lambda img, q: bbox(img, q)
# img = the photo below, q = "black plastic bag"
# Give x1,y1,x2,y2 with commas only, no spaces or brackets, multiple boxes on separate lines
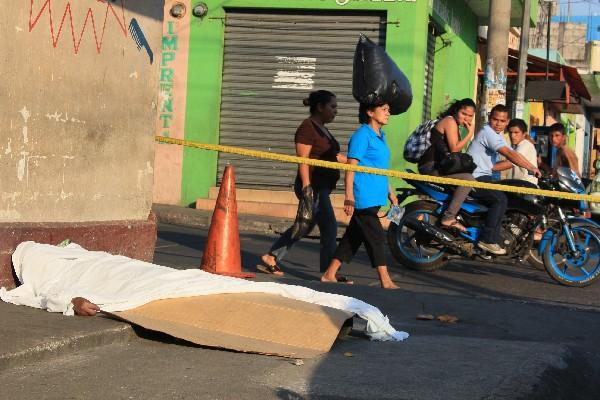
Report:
289,186,315,241
438,152,476,175
353,34,413,115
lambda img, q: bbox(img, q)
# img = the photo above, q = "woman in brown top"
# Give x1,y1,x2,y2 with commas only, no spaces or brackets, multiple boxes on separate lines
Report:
258,90,347,276
417,98,476,232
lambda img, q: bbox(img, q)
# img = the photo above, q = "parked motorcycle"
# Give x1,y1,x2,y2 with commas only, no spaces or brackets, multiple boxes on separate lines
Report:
388,167,600,287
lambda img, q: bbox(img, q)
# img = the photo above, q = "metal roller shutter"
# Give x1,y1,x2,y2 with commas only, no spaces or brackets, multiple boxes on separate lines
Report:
422,22,436,122
218,9,386,188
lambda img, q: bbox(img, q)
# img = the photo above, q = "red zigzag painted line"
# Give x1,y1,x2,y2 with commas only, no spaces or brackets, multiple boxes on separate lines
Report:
29,0,128,54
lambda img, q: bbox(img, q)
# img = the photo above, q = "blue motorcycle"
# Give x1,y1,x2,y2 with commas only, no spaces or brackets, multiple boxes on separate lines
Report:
388,167,600,287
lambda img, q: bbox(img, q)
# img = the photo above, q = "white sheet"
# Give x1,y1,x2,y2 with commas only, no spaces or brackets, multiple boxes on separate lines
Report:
0,242,408,341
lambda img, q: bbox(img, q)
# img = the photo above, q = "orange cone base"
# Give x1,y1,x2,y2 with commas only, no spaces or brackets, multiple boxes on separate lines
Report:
217,270,256,279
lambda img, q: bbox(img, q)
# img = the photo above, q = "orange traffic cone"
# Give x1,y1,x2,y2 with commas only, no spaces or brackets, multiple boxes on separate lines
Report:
201,166,255,278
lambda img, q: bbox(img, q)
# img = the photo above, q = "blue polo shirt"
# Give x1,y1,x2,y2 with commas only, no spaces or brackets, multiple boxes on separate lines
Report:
467,124,509,179
347,124,390,209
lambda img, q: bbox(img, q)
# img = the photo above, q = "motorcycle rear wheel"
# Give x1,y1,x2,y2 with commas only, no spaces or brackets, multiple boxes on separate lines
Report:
387,201,449,271
543,225,600,287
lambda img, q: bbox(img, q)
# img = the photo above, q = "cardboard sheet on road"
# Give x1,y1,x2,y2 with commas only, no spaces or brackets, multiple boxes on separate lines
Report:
107,293,353,358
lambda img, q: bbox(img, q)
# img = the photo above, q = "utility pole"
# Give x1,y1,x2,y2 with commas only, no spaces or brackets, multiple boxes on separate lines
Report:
514,0,531,119
481,0,511,124
545,1,552,80
544,0,553,125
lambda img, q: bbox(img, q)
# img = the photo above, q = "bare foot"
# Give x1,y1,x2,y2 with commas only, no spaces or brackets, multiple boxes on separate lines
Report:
381,282,400,290
377,266,399,289
320,274,338,283
321,259,344,283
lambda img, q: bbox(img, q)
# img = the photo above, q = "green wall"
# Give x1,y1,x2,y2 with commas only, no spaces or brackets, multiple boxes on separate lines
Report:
180,0,479,205
429,0,478,119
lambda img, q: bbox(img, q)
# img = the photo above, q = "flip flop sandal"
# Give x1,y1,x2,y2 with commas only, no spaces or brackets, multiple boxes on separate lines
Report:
256,261,284,276
441,219,467,233
336,275,354,284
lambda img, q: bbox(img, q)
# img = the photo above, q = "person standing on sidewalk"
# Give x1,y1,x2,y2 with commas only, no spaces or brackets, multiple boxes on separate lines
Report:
321,102,399,289
258,90,347,276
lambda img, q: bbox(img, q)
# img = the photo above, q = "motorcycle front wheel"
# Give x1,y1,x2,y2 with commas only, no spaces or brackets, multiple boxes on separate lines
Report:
387,200,449,271
527,220,600,271
543,225,600,287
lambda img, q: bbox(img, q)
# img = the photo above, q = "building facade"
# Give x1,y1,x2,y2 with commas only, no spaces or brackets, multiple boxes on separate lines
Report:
154,0,485,206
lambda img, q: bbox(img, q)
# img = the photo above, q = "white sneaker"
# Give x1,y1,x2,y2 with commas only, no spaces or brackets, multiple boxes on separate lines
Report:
477,241,507,255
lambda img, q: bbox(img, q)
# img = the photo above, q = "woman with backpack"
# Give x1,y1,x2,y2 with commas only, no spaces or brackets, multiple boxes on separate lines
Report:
417,98,477,232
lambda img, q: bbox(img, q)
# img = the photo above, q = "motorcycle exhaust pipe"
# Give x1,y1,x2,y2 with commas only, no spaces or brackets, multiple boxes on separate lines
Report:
403,216,470,256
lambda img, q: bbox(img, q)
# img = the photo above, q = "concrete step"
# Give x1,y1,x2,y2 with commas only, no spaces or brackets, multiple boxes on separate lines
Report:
196,198,390,230
0,302,134,372
197,198,352,225
208,187,346,208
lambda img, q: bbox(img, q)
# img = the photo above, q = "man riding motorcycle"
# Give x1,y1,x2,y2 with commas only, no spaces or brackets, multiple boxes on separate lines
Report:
466,104,541,255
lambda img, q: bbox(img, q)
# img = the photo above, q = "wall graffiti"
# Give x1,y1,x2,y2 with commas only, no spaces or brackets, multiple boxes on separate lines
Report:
129,18,153,64
28,0,128,54
158,21,178,137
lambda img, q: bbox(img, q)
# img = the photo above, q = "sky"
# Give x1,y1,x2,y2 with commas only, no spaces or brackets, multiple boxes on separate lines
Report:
558,0,600,17
554,1,600,41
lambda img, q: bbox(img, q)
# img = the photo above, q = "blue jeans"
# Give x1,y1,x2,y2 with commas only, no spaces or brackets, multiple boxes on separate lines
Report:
269,183,338,272
470,175,508,244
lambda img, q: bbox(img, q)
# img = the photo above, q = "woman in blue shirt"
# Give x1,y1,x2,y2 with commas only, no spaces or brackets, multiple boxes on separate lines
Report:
321,102,399,289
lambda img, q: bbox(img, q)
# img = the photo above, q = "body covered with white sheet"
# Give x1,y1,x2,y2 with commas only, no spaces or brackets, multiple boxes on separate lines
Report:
1,242,408,341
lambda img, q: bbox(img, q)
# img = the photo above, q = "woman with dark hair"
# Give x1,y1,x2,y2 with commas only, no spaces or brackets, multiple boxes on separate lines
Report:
321,102,399,289
258,90,347,276
417,98,477,232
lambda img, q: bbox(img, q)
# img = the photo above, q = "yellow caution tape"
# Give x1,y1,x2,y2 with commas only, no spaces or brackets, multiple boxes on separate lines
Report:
155,136,600,203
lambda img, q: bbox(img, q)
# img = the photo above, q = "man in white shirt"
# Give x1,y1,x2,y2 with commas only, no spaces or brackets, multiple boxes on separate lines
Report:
502,119,538,185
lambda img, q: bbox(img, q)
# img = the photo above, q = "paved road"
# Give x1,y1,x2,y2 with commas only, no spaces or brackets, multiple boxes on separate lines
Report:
2,223,600,399
155,223,600,311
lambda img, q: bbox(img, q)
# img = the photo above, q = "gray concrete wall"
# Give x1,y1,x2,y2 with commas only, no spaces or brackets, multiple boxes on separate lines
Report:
557,22,587,69
0,1,163,223
531,20,587,69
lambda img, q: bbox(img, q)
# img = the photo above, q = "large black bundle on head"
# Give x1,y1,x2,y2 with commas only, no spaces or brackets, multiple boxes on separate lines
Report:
353,35,412,115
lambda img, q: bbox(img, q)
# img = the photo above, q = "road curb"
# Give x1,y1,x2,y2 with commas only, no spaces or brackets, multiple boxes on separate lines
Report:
152,203,349,237
0,323,135,372
152,203,293,234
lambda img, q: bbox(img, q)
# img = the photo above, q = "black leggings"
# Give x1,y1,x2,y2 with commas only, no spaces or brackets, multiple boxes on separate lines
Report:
333,207,386,268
